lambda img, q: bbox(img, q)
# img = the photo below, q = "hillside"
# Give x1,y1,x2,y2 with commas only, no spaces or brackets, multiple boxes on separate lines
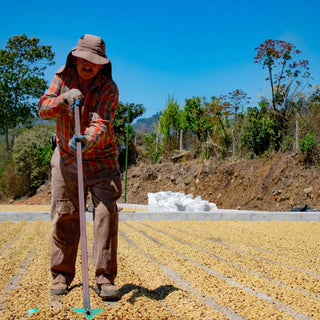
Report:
11,152,320,212
133,113,160,134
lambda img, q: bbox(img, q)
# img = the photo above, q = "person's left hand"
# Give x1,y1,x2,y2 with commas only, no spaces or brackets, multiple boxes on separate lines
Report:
69,134,90,152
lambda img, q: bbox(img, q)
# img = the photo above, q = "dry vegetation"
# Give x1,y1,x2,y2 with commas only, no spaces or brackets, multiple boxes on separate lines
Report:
0,220,319,319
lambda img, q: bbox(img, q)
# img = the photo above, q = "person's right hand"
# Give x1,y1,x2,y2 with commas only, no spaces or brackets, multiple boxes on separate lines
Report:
63,89,84,106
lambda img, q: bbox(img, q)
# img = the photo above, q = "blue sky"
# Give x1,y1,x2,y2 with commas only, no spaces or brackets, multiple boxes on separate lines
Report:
1,0,319,118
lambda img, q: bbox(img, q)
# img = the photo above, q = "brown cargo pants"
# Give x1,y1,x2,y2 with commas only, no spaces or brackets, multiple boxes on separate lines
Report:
50,148,122,286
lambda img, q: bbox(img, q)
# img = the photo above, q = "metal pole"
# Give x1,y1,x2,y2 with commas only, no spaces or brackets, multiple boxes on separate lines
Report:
124,107,130,203
74,102,91,315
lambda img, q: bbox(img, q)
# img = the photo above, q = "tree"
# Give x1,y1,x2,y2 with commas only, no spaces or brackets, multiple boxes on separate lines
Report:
113,102,145,169
206,96,232,158
223,89,251,119
183,96,211,143
222,89,251,157
254,39,311,113
0,34,55,153
158,96,183,153
113,102,145,145
241,101,283,156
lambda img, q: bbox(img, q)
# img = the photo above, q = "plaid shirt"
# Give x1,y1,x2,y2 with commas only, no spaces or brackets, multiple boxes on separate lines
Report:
38,67,119,174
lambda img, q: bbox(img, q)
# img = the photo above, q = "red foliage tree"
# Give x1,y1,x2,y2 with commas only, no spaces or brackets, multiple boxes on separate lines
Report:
254,39,311,113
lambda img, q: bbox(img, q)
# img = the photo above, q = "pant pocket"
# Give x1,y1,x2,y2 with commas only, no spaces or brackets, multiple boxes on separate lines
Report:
57,199,75,215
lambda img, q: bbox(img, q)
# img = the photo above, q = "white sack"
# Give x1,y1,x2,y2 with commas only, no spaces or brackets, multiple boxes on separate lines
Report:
148,191,217,212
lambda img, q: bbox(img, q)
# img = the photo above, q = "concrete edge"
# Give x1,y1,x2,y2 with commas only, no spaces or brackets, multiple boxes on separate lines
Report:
0,209,319,222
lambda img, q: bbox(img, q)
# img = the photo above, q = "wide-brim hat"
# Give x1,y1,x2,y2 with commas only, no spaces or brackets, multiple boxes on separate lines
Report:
56,34,112,77
71,34,110,65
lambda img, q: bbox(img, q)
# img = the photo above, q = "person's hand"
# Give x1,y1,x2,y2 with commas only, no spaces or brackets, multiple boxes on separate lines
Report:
63,89,84,106
69,134,90,152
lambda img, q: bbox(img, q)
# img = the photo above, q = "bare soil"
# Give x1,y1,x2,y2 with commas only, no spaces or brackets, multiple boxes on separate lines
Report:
10,152,320,211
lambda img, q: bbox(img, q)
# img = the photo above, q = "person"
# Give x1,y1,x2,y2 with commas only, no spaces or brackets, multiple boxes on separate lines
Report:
38,34,122,300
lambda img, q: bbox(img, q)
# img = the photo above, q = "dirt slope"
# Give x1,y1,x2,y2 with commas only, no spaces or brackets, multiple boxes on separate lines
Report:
11,152,320,211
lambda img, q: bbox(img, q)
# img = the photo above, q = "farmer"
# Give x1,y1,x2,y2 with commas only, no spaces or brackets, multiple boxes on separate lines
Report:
38,34,122,300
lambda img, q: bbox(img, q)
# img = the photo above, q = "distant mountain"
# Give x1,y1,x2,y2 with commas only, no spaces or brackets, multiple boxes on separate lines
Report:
133,113,161,134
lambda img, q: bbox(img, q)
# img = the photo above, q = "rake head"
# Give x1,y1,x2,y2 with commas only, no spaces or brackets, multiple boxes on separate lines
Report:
72,308,104,319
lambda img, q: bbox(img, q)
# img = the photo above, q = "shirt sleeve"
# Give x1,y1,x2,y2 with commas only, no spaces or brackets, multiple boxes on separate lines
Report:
38,75,69,120
84,81,119,148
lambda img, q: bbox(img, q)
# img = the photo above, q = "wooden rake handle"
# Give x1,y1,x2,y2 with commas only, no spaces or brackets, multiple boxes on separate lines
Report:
74,100,91,314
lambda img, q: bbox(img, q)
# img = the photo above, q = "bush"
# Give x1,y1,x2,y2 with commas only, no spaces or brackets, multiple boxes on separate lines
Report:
0,162,29,199
240,104,282,156
299,132,316,164
12,124,54,194
299,132,316,153
142,133,163,164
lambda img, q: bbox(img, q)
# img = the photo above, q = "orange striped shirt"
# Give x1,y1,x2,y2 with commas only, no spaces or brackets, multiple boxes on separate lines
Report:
38,67,119,174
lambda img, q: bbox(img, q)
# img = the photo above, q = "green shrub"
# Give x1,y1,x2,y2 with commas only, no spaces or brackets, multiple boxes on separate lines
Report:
299,132,316,153
240,104,282,156
12,124,54,194
0,162,29,199
299,132,316,164
142,133,163,164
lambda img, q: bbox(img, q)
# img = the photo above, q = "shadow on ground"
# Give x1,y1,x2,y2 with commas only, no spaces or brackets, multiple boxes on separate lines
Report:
120,284,179,304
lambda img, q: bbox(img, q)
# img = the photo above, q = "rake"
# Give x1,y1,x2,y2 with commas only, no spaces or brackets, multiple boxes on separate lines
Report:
71,100,103,319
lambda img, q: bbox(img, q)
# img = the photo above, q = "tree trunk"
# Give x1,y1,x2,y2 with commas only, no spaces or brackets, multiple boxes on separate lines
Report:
179,129,183,151
5,129,9,152
269,66,275,110
232,133,236,158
